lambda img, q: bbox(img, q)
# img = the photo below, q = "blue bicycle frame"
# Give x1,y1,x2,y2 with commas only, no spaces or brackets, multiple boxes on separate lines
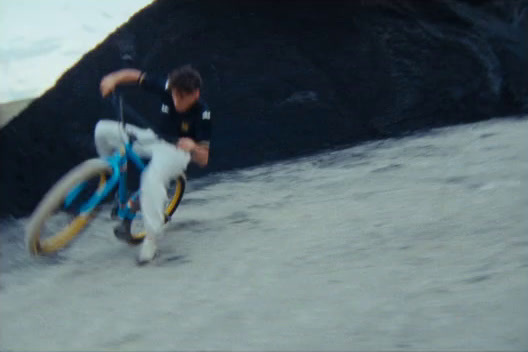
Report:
63,140,147,221
63,93,150,221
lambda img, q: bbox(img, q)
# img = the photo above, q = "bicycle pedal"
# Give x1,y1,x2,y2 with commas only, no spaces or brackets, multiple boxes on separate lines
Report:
114,222,145,246
113,221,131,239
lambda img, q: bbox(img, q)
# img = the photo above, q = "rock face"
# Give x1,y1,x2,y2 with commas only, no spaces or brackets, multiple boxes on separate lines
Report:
1,0,527,217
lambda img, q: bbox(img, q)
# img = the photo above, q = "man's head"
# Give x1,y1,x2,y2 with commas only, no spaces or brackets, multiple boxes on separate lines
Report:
169,65,202,113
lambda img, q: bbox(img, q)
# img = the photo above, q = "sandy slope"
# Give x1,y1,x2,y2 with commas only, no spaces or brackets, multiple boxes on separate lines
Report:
1,117,527,351
0,99,32,128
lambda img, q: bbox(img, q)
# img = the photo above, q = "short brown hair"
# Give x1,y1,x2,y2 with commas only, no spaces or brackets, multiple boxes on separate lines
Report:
168,65,202,94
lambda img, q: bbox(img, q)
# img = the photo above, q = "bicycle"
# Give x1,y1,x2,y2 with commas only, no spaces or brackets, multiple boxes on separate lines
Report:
25,93,186,255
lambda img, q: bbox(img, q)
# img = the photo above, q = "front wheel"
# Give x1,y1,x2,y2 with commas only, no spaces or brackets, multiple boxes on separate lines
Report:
25,159,113,255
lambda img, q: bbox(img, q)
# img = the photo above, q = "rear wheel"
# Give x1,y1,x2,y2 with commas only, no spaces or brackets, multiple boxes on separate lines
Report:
165,174,187,219
25,159,113,255
128,174,186,243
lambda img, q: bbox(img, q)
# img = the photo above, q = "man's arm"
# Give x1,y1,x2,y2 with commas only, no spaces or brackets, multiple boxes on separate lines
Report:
100,69,143,97
177,138,209,167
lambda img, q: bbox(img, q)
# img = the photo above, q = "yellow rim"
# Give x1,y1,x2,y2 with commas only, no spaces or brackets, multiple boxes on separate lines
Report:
36,173,107,254
165,179,183,216
130,231,146,240
97,173,107,190
39,214,91,253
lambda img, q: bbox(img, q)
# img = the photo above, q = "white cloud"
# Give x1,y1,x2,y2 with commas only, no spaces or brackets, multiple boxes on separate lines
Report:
0,0,153,103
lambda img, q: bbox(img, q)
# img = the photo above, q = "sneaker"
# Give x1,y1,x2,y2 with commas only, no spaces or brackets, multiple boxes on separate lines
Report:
137,235,158,265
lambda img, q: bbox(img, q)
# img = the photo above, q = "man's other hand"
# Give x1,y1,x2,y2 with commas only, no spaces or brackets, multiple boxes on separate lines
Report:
177,138,196,152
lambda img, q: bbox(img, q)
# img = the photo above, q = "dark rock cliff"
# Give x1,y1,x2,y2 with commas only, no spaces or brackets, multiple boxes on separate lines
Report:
1,0,527,217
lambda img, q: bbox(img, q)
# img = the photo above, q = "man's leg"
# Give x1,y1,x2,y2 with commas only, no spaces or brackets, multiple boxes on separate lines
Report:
138,142,191,264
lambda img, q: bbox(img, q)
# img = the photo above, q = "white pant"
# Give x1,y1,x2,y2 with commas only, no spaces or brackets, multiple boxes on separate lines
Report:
94,120,191,238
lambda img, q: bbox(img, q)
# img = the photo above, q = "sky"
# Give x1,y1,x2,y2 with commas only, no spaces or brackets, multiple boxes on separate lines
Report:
0,0,153,103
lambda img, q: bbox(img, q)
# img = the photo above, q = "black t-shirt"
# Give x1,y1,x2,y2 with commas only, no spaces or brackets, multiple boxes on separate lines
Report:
139,72,211,147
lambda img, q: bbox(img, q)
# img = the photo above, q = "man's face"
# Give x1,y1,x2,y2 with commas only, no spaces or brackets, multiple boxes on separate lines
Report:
171,89,199,113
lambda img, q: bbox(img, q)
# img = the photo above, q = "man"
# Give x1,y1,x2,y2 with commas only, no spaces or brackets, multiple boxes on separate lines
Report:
95,65,211,264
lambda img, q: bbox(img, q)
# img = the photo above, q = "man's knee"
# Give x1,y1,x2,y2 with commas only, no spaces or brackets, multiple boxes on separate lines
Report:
94,120,117,139
94,120,121,156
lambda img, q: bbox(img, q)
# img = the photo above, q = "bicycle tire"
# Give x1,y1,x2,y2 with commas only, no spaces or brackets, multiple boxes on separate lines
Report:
165,174,186,218
26,158,113,255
